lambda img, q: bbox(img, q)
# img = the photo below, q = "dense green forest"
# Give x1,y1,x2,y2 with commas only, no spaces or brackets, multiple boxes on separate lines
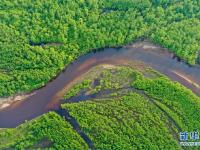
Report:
1,0,200,149
1,66,199,149
132,72,200,131
0,112,89,149
1,0,200,96
63,93,180,150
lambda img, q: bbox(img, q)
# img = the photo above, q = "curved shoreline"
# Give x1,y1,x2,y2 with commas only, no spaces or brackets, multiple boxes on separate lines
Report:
0,93,35,110
0,41,200,128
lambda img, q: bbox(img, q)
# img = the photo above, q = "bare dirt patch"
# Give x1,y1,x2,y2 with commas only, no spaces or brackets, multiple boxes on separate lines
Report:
0,93,35,110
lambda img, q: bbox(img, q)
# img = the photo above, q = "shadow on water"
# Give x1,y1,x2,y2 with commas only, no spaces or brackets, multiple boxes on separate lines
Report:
55,109,94,150
0,41,200,128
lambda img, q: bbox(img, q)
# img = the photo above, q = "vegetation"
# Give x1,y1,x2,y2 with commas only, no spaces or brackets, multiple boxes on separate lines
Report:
0,112,89,150
64,79,92,99
1,0,200,96
62,65,200,149
1,0,200,149
1,66,200,149
62,65,137,101
90,66,135,94
132,72,200,131
62,93,181,149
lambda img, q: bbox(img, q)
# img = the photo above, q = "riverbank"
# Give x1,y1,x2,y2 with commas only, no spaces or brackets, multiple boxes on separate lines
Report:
0,41,200,128
1,41,199,106
0,93,35,110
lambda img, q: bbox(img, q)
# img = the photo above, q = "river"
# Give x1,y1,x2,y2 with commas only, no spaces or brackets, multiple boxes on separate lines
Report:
0,41,200,128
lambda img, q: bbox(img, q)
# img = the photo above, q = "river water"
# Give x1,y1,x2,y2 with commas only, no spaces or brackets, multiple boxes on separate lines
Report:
0,42,200,128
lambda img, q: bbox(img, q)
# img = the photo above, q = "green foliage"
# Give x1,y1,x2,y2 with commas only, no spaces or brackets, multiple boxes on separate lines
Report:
62,66,200,149
62,93,180,150
151,18,200,64
64,79,92,99
0,112,89,150
91,67,136,93
1,0,200,96
132,72,200,131
63,66,136,97
1,66,200,149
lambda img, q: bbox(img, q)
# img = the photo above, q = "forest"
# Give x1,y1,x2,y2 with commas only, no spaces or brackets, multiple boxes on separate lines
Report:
0,112,89,149
1,0,200,97
1,0,200,149
1,65,200,149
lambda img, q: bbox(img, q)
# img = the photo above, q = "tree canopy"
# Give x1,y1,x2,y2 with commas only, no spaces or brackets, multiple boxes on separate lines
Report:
1,0,200,96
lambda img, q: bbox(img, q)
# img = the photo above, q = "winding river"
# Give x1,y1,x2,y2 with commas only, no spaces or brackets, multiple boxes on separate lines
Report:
0,41,200,128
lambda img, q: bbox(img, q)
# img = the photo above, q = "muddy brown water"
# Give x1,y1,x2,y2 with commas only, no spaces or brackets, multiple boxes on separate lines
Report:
0,42,200,128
